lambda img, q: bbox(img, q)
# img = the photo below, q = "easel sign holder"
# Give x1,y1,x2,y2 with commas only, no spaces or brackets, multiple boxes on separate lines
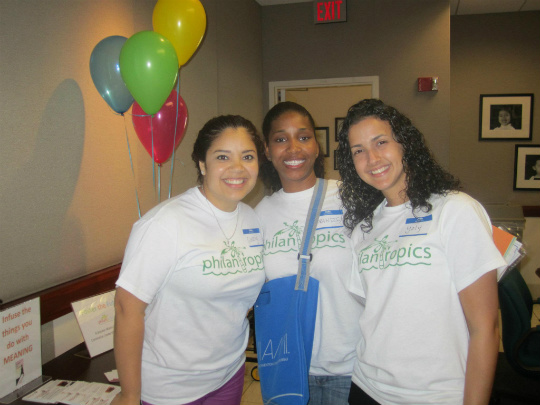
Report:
71,290,116,359
0,298,51,404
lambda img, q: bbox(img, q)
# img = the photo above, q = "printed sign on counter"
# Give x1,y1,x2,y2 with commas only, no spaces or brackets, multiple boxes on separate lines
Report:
71,291,116,358
0,298,42,399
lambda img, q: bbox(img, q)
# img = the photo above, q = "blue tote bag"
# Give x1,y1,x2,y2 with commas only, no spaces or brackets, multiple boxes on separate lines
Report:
254,179,327,405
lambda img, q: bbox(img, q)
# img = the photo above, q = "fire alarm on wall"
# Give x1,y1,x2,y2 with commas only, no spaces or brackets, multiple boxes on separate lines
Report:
418,77,438,92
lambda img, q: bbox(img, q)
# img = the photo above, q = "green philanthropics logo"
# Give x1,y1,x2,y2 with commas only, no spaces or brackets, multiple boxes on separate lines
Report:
358,235,432,271
202,240,263,275
263,221,346,256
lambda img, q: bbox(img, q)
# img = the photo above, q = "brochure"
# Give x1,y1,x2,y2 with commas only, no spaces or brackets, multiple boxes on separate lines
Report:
71,291,116,358
23,380,120,405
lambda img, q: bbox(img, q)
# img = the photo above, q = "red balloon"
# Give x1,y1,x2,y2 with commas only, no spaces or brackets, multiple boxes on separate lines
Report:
132,90,188,164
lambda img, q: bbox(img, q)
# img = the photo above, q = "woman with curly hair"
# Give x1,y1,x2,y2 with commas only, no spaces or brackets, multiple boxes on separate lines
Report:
336,99,505,405
255,102,363,405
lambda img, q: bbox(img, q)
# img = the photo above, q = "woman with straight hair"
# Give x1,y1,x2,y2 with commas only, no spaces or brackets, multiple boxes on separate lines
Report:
112,115,266,405
256,101,363,405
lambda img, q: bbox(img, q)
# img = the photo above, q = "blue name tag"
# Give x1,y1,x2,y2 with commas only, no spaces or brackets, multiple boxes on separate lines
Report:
243,228,263,247
405,215,432,224
317,209,343,230
243,228,261,234
400,215,432,237
320,209,342,216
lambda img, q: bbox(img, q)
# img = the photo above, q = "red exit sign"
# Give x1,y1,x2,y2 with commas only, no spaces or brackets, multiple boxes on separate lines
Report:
314,0,346,24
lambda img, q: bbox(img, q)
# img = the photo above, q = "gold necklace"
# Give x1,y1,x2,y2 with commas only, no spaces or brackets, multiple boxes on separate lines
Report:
201,186,240,242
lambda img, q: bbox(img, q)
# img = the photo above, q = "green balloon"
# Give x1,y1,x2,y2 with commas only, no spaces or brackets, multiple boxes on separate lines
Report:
120,31,178,115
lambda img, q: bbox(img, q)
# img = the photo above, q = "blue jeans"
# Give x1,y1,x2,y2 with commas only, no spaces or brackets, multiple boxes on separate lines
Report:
308,375,351,405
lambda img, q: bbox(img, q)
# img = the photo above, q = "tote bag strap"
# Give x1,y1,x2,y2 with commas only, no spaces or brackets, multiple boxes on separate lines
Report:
295,178,328,291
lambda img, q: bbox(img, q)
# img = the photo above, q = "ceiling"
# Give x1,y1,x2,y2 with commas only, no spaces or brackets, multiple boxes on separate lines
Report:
254,0,540,15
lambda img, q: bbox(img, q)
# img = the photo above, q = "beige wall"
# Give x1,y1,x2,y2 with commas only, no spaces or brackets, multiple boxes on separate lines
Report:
450,11,540,206
450,11,540,297
0,0,263,303
261,0,451,166
261,2,540,207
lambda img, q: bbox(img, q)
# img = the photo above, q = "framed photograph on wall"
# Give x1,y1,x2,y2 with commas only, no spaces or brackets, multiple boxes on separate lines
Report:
335,117,345,141
315,127,330,157
479,94,534,140
513,144,540,190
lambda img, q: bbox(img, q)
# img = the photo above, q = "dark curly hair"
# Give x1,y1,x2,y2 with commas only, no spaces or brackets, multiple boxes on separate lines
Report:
260,101,325,193
191,115,265,185
336,99,460,233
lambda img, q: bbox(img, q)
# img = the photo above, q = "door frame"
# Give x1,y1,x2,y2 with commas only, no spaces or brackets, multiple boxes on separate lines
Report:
268,76,379,107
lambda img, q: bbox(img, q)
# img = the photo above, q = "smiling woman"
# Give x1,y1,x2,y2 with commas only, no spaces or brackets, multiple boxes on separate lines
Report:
197,126,260,212
112,115,266,405
255,101,362,405
337,98,505,405
347,117,406,207
264,109,320,192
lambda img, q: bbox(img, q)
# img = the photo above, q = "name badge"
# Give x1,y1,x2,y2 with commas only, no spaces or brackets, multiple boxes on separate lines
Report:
400,215,432,237
317,209,343,230
243,228,263,247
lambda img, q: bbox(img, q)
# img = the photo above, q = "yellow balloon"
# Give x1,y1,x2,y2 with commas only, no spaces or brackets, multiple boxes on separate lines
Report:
153,0,207,67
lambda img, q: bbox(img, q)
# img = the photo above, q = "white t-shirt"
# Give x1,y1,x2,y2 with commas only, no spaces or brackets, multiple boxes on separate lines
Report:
349,192,506,404
116,187,265,404
255,179,363,376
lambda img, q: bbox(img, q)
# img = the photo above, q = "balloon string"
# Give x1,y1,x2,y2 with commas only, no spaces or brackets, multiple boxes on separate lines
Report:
128,112,149,118
158,164,162,203
151,115,156,191
123,114,142,219
169,72,181,199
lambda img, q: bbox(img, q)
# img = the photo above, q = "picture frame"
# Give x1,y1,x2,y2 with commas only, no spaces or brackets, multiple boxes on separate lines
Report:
479,94,534,140
315,127,330,157
513,144,540,191
335,117,345,141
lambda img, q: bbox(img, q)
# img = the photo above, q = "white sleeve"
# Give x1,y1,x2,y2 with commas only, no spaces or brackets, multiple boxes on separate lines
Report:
439,195,505,292
116,217,178,303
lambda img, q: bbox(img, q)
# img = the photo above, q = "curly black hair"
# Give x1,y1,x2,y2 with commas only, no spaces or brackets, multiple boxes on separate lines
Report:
191,115,265,185
336,99,460,233
260,101,325,193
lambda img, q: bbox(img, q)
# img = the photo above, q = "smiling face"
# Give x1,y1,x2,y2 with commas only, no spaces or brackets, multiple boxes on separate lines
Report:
199,127,259,211
266,111,319,192
348,117,408,206
498,109,511,126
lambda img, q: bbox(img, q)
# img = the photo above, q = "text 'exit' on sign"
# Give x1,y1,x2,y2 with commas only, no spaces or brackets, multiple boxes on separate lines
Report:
314,1,346,24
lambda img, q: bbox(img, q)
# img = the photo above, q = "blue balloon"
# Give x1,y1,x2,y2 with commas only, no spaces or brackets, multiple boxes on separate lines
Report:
90,36,134,114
